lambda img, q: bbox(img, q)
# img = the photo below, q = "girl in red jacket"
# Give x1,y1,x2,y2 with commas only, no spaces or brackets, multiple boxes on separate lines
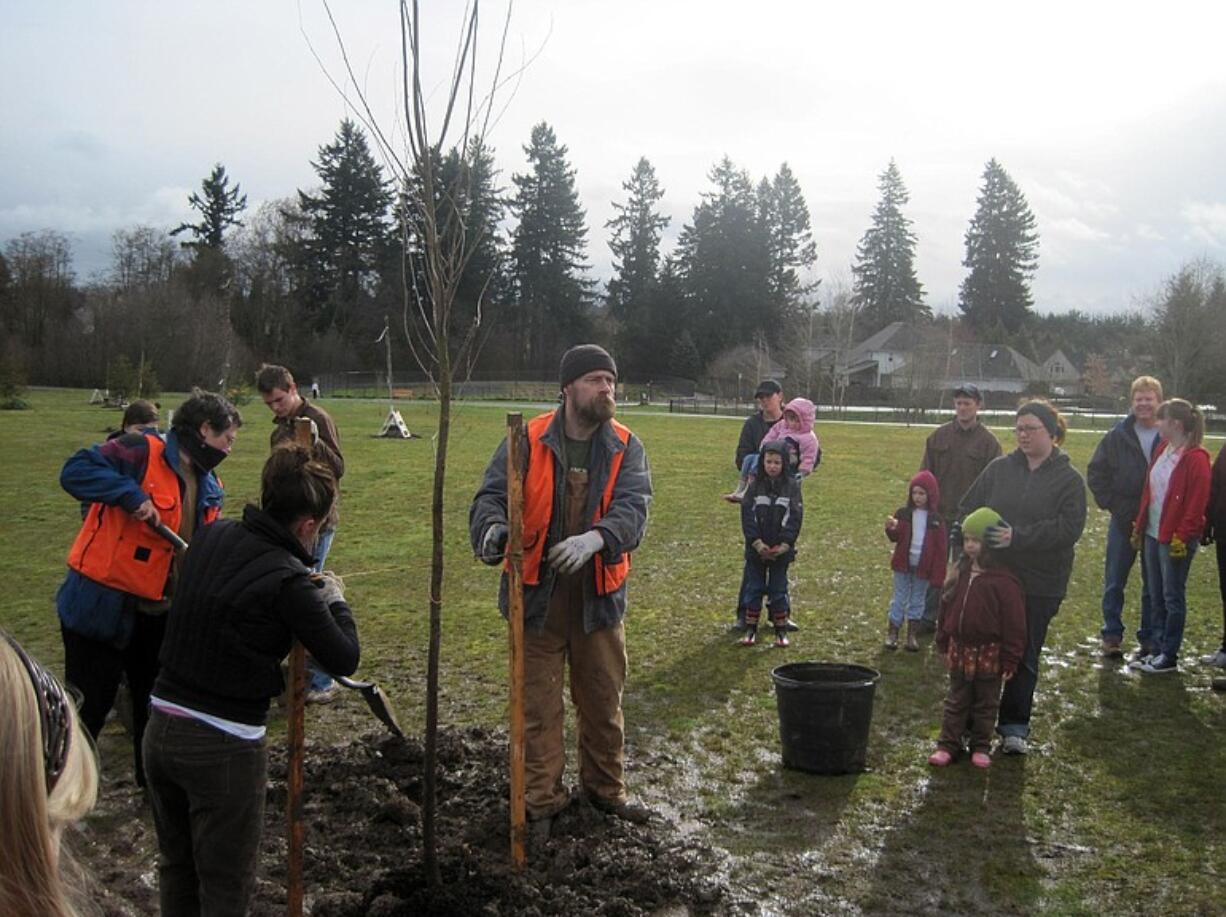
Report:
1130,399,1212,673
930,507,1026,769
884,470,947,651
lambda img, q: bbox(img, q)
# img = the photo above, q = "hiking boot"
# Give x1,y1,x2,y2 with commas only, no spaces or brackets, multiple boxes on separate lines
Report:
1101,637,1124,659
306,683,339,705
588,795,654,824
722,480,749,503
928,749,953,767
740,626,757,647
1138,653,1177,674
1128,649,1155,669
1000,735,1028,756
527,814,554,847
773,629,790,649
904,621,920,652
1199,649,1226,668
971,752,992,769
885,623,900,650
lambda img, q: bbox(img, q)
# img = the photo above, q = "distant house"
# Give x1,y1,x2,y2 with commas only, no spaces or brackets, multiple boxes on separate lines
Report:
1039,349,1084,395
838,322,1054,394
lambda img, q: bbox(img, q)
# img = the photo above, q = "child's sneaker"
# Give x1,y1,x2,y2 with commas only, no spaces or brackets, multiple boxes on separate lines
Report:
927,749,953,767
773,629,790,648
971,752,992,769
740,627,757,647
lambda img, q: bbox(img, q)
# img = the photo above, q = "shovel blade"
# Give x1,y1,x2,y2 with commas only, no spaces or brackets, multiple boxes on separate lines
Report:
361,684,405,738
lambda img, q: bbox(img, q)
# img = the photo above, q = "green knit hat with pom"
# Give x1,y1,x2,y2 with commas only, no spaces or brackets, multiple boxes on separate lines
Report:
962,506,1004,541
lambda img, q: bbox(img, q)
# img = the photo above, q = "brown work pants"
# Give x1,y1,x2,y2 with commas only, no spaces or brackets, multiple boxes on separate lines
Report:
523,468,628,818
937,672,1004,755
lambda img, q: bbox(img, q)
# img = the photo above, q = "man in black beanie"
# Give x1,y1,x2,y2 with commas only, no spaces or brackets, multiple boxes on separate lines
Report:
470,344,654,842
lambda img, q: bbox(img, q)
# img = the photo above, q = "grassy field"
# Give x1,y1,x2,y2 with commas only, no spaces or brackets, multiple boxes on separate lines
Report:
3,389,1224,914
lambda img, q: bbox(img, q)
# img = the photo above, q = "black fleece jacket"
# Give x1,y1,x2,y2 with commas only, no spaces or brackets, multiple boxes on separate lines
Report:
154,504,360,725
1086,414,1162,528
959,448,1087,599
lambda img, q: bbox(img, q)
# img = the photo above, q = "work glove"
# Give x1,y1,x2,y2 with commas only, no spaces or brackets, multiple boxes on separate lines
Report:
771,543,791,558
479,524,508,565
1169,534,1188,561
547,530,605,574
1202,525,1216,547
313,570,345,606
1130,528,1142,551
986,521,1013,549
309,419,320,445
752,539,771,560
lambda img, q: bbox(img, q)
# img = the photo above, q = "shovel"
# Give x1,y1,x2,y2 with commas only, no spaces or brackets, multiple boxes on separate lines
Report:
333,675,406,738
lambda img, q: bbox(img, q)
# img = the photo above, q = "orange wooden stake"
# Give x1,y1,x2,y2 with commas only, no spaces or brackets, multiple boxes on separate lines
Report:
286,416,313,916
506,412,527,869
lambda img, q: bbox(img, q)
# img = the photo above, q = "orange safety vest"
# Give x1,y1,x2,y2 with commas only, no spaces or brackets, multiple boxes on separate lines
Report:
514,411,632,595
67,435,186,601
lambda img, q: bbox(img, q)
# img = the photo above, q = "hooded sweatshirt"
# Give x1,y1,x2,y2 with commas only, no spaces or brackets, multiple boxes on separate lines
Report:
886,469,948,586
760,397,821,475
936,561,1026,680
958,448,1087,599
741,442,804,562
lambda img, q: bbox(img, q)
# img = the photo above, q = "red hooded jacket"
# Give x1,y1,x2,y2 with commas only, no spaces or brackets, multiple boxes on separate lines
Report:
936,562,1026,679
1132,441,1212,545
886,469,948,587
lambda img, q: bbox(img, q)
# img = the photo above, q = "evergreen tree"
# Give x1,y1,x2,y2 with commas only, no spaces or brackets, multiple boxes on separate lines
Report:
674,156,771,364
172,163,247,252
294,119,394,337
851,159,926,334
959,158,1039,334
510,122,592,372
761,162,818,326
606,157,669,374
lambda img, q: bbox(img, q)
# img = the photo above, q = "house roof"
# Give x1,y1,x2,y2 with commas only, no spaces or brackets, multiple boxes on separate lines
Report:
944,343,1040,381
848,322,911,361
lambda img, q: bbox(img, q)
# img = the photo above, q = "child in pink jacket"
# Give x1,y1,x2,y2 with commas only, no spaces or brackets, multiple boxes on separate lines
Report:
724,398,821,502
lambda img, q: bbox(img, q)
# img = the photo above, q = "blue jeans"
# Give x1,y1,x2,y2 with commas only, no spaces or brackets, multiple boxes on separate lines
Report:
998,594,1062,739
308,528,338,692
740,555,791,625
1143,535,1198,663
1101,516,1151,643
143,709,267,917
887,569,927,626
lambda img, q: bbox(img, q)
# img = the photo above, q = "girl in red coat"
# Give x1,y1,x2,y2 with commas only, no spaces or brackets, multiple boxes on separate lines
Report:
930,507,1026,768
1130,399,1212,673
884,470,947,651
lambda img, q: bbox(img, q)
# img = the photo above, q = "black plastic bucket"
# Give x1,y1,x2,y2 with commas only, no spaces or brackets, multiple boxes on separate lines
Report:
771,662,881,774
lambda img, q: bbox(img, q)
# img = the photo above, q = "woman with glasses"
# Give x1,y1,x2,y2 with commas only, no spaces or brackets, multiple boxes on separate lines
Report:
959,399,1087,756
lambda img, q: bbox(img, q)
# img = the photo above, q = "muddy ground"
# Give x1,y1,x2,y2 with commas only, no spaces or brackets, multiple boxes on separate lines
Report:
69,725,744,916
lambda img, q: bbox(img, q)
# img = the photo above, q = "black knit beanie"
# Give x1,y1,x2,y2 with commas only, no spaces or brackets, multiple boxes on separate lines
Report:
1017,401,1059,438
559,344,617,388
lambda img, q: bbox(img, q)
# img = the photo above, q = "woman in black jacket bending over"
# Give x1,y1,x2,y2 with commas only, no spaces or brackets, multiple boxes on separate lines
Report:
143,444,360,917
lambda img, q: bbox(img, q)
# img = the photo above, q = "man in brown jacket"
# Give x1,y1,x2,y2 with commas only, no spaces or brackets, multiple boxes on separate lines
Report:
917,383,1002,630
256,363,346,700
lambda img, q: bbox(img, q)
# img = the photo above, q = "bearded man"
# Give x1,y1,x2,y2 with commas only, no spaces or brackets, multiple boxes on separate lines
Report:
470,344,653,841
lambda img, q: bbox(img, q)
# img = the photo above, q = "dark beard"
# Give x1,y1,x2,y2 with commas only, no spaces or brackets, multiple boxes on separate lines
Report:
578,395,615,425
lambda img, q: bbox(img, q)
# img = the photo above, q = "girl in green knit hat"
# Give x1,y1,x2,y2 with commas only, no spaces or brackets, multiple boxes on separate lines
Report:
929,507,1027,769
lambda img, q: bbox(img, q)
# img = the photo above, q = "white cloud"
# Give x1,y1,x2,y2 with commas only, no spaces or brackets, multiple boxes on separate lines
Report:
1181,201,1226,248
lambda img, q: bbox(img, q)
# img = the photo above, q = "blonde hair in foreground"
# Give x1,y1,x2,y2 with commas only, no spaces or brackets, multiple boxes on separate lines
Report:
0,639,98,917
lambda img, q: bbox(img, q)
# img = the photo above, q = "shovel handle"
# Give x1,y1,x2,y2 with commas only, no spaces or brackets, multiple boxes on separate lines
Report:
149,521,189,554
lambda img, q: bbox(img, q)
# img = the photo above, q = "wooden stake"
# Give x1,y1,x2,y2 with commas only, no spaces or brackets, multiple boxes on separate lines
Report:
286,417,313,917
506,412,527,869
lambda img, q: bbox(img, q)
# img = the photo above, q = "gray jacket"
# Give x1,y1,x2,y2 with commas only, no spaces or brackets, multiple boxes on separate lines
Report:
469,408,652,633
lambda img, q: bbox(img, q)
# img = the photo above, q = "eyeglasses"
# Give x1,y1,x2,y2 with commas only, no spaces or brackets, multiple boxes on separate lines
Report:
1014,424,1047,435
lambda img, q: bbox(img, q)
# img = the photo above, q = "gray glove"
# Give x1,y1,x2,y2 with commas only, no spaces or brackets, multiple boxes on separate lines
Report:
313,570,345,606
547,530,605,574
309,419,320,445
480,524,508,565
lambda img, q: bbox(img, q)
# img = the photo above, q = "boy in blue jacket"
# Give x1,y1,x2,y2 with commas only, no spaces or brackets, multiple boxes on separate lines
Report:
739,441,804,647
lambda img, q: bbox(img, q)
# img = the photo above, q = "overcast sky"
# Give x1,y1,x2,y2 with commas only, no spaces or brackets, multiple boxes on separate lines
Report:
4,1,1225,316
